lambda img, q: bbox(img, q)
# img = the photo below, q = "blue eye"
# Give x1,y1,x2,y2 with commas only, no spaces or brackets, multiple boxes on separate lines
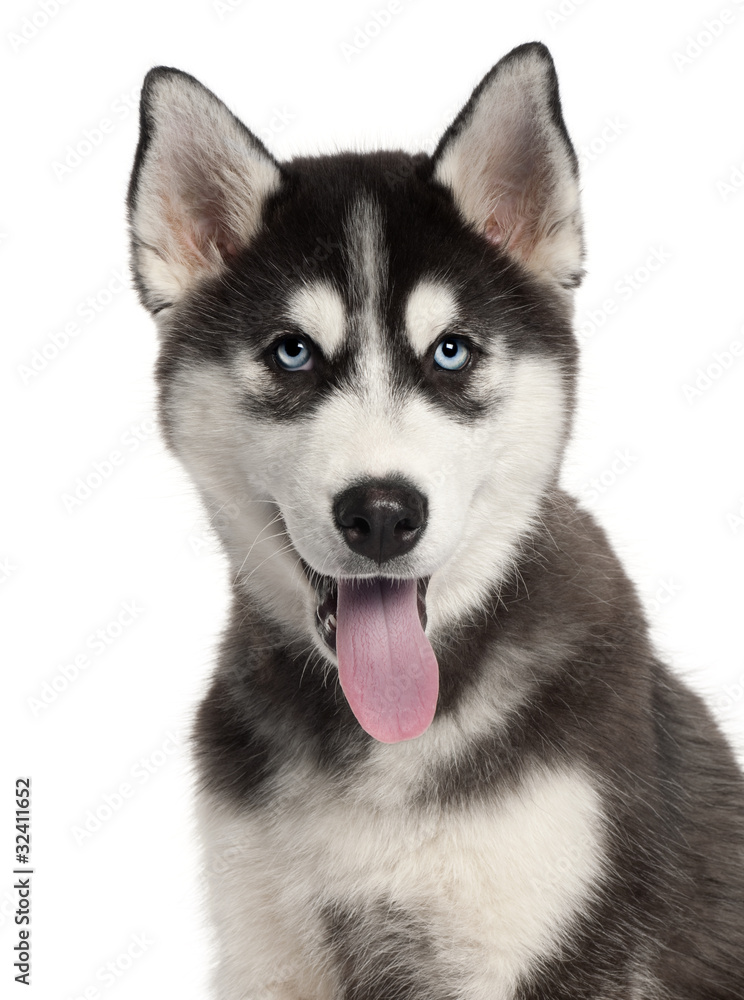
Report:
434,336,470,371
275,336,313,371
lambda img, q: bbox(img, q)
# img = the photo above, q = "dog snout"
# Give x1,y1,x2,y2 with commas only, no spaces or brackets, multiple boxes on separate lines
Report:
333,478,428,564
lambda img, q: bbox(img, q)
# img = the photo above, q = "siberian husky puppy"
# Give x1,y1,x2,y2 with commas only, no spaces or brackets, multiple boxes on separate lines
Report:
128,42,744,999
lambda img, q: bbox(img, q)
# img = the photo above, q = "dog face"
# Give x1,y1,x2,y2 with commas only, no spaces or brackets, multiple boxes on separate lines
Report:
129,43,583,742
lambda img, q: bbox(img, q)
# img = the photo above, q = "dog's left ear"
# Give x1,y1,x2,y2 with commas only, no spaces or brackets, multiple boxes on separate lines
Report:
432,43,583,290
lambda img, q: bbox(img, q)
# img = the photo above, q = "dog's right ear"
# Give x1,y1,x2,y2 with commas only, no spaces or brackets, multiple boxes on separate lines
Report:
127,67,282,314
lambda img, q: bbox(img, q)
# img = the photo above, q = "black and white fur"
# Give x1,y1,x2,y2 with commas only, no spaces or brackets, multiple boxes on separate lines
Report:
128,43,744,999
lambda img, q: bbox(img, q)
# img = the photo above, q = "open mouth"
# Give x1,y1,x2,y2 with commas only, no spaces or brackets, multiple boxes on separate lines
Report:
309,570,429,653
302,564,438,744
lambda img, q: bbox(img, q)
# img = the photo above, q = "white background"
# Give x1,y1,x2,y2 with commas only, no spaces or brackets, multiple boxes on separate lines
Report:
3,0,743,997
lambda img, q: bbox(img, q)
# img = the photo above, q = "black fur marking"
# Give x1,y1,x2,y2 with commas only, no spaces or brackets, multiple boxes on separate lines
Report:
516,665,744,999
193,592,373,806
152,149,577,432
326,903,458,1000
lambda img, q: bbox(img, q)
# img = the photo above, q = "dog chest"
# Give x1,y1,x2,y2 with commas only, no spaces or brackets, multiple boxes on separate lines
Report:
198,761,606,997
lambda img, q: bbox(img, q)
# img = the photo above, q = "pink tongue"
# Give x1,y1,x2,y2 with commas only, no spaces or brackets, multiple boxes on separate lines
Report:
336,578,439,743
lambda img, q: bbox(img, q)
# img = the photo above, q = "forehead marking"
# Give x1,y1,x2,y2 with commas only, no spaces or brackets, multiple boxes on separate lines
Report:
343,197,387,353
287,281,346,358
405,281,460,355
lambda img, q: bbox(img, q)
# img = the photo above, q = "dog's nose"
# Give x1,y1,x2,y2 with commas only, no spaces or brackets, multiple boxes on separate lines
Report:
333,479,428,564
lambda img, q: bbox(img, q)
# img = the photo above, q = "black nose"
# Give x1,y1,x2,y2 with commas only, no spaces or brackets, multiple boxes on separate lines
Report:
333,478,428,564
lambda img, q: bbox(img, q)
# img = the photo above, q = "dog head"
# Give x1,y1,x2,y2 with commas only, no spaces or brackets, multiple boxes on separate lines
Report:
128,43,583,742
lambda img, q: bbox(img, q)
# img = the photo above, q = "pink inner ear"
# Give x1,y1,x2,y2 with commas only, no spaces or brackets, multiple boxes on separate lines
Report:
179,222,208,262
174,205,239,271
484,218,506,246
484,211,527,253
194,207,240,261
483,186,523,247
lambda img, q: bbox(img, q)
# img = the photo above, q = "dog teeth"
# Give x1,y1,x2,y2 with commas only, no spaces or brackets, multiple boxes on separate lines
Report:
327,614,337,631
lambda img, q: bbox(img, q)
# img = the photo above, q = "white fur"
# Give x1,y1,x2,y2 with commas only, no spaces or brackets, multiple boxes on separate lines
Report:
164,327,568,651
404,280,460,355
344,198,386,329
424,354,568,629
196,763,606,999
160,363,312,635
287,281,347,358
164,337,567,657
